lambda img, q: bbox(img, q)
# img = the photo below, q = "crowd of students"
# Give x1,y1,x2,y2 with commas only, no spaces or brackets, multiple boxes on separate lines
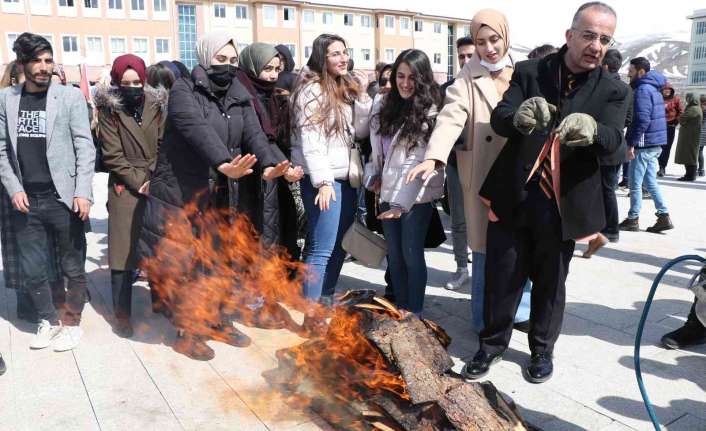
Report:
0,0,704,381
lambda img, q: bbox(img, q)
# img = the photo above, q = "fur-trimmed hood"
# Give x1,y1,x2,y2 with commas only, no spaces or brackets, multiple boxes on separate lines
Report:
93,84,168,114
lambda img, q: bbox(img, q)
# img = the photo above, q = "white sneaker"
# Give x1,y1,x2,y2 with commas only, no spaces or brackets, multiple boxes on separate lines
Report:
53,325,83,352
445,268,470,290
30,320,62,350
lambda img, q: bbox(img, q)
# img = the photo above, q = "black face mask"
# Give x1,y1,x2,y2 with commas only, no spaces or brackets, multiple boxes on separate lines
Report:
207,64,237,87
119,86,144,110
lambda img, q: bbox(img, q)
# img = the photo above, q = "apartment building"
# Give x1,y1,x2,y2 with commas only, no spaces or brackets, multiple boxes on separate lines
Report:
1,0,176,82
687,9,706,93
1,0,471,83
196,0,471,81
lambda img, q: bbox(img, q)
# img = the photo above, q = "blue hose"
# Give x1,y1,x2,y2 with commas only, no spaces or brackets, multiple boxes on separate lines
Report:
634,254,706,431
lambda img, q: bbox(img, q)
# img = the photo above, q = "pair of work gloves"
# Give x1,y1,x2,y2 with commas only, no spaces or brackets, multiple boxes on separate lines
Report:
512,97,597,147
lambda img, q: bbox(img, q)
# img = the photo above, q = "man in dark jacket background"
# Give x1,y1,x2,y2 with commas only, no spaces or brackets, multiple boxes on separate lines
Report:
583,49,632,256
658,82,682,176
463,2,628,384
619,57,673,234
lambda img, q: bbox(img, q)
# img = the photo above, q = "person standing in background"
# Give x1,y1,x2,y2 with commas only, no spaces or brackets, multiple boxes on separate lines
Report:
674,93,703,181
441,36,474,291
657,82,682,177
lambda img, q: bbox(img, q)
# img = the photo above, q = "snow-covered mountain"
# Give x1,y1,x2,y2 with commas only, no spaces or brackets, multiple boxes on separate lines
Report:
616,31,691,85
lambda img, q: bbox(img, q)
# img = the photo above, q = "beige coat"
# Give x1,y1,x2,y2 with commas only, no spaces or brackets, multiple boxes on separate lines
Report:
424,54,513,253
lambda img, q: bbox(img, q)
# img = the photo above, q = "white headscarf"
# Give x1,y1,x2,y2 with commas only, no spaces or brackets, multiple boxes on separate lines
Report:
196,31,237,68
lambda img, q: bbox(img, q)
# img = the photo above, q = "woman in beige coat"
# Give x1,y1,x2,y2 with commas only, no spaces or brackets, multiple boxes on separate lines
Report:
407,9,530,331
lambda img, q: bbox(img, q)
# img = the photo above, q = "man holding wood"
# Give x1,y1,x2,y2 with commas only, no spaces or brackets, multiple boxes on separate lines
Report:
463,2,629,383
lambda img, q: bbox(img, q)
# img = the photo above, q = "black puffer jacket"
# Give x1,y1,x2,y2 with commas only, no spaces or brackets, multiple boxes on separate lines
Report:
139,65,282,257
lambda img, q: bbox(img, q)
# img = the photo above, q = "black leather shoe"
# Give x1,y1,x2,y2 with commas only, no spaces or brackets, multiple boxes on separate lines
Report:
661,325,706,350
461,350,503,380
524,353,553,383
113,319,134,338
0,354,6,376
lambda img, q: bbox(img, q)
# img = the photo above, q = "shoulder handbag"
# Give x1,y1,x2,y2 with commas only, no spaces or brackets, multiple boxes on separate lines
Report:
348,142,364,188
342,217,387,268
347,102,364,188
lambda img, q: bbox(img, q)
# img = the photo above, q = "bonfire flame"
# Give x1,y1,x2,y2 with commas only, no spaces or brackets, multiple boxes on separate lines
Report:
140,201,409,400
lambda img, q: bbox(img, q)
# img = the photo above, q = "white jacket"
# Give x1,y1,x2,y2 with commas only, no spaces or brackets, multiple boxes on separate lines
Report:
366,97,444,211
290,82,371,187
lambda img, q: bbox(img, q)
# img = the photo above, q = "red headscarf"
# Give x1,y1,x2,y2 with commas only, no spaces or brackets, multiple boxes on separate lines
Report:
110,54,146,85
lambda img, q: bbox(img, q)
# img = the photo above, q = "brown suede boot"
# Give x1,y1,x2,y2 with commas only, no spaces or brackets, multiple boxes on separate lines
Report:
646,213,674,233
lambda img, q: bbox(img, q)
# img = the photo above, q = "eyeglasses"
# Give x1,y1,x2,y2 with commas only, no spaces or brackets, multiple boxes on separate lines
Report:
572,28,615,47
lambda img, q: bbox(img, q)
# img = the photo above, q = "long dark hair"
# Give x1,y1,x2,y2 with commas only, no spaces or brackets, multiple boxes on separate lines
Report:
376,49,441,148
291,34,361,139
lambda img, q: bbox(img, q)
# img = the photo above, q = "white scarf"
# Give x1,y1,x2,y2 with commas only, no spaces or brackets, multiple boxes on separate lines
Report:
480,55,511,72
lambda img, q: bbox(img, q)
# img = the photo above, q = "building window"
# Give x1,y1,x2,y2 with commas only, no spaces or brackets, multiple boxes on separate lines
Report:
414,20,423,32
62,35,79,64
178,4,197,69
130,0,143,10
155,38,169,54
83,0,97,9
434,22,442,33
108,0,121,9
385,48,395,62
283,6,295,26
62,36,78,51
263,5,276,26
361,49,370,61
344,13,353,26
133,37,148,61
109,37,126,60
694,45,705,60
58,0,74,6
400,17,410,31
434,53,441,64
214,3,225,18
302,9,314,25
86,36,103,64
235,4,247,19
347,48,354,59
304,45,312,58
155,38,169,61
692,70,706,84
697,22,706,35
462,25,470,37
322,11,332,25
153,0,166,12
360,15,371,28
5,33,19,56
30,0,51,15
447,24,453,80
384,15,394,30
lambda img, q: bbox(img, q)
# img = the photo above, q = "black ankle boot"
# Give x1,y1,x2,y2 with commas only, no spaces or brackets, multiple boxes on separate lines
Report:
619,217,639,232
661,325,706,349
646,213,674,233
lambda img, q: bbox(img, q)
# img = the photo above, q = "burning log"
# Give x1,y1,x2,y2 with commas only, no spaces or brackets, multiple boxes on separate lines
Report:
267,290,529,431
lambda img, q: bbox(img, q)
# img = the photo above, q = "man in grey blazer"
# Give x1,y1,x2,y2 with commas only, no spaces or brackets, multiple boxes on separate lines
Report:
0,33,94,352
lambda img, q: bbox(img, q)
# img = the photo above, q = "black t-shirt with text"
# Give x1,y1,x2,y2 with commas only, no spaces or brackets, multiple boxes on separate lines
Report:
17,89,53,192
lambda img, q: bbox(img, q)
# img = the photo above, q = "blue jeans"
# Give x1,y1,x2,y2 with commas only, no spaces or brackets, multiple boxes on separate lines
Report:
301,177,356,300
628,147,669,219
445,162,469,269
471,251,531,331
381,201,433,314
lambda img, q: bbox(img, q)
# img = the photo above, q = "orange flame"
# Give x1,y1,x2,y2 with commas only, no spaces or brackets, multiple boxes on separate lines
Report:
140,200,409,417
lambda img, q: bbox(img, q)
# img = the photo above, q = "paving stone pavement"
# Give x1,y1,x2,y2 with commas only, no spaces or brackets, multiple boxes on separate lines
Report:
0,170,704,431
